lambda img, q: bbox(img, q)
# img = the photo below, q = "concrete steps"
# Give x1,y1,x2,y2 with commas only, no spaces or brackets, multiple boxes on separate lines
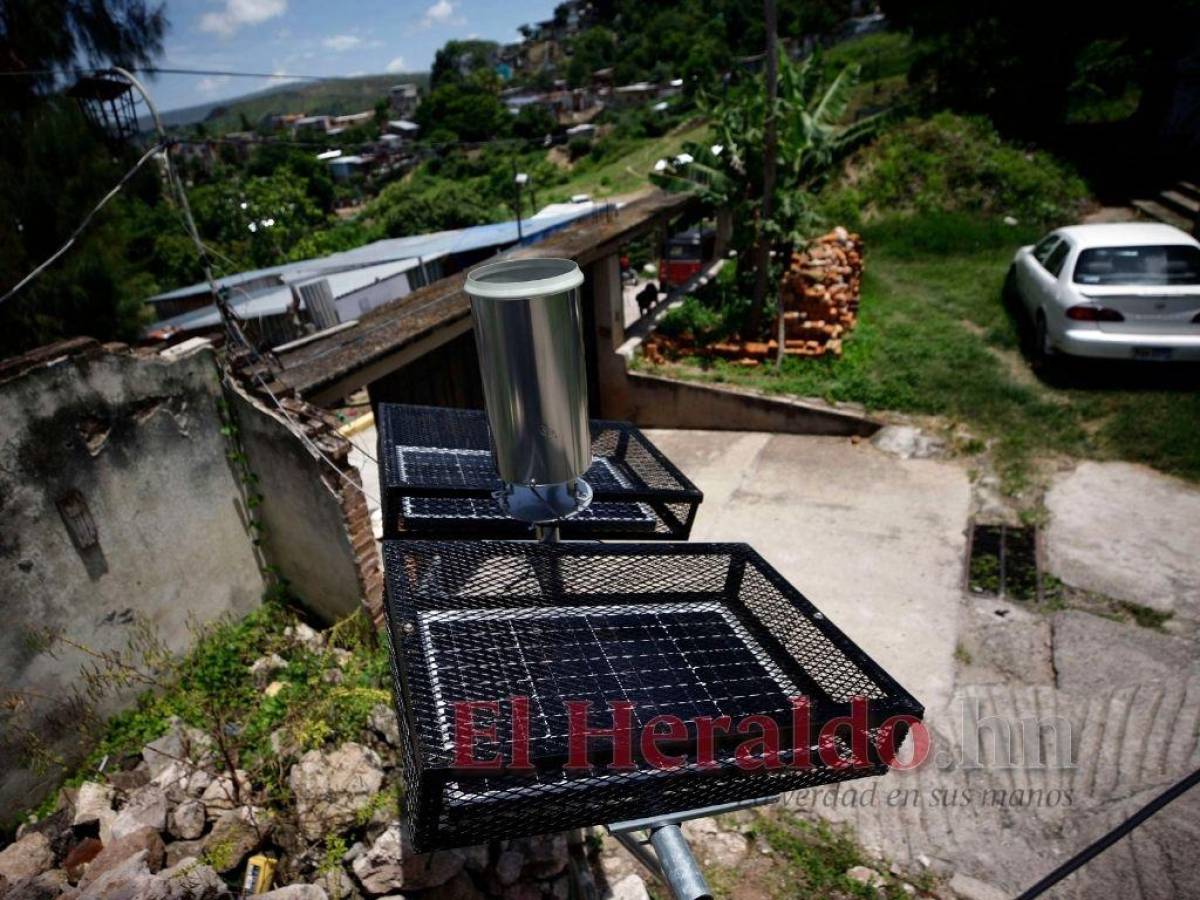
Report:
1133,180,1199,234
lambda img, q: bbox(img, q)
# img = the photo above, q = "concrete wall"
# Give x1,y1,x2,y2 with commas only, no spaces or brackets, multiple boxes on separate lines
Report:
229,384,378,625
0,345,265,817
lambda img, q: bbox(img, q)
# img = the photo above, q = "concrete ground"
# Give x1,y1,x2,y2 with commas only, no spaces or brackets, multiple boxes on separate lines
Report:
645,430,970,713
351,416,1200,898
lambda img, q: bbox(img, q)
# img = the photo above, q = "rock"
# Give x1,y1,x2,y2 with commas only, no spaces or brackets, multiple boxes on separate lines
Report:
105,765,151,795
186,769,213,798
845,865,885,888
323,668,344,685
164,839,207,869
150,762,188,801
289,743,384,841
251,653,288,688
351,825,463,894
342,842,367,865
314,866,361,900
265,681,286,698
157,856,228,899
143,718,213,779
110,785,168,840
510,833,568,879
459,845,489,873
169,799,207,841
259,886,327,900
501,885,540,900
202,806,271,873
73,783,115,830
0,832,55,883
330,648,353,668
63,837,104,884
201,769,252,816
79,828,165,888
949,871,1009,900
681,818,748,868
285,622,324,651
425,871,484,900
494,850,523,886
1003,216,1019,226
3,868,69,900
367,705,400,748
871,425,945,460
607,873,650,900
74,850,150,900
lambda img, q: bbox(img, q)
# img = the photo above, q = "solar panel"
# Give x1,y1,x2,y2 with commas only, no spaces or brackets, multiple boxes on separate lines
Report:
383,541,924,850
377,404,702,540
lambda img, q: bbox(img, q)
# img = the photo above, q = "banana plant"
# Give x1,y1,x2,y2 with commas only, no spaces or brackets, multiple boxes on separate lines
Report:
652,50,885,337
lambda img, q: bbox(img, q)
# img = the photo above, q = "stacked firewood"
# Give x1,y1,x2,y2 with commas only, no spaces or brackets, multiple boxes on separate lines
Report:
777,226,864,358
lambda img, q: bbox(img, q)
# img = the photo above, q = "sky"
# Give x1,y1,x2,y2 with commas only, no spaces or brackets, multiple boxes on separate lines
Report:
148,0,560,112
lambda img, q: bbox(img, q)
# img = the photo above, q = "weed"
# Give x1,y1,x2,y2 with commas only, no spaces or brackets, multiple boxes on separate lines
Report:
954,643,974,665
1117,601,1173,631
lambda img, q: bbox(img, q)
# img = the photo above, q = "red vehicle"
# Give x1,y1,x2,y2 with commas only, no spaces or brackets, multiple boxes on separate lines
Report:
658,228,716,288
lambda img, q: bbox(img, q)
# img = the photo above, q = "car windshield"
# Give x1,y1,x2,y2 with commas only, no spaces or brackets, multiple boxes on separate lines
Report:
1073,245,1200,286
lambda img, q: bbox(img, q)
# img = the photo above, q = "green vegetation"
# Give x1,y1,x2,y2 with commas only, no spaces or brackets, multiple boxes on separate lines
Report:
819,112,1089,228
14,591,391,829
648,209,1200,490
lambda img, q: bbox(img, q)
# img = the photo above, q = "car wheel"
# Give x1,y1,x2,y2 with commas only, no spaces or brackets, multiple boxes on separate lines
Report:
1032,311,1060,376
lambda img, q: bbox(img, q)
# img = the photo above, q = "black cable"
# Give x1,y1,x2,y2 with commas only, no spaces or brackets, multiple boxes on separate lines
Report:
1015,767,1200,899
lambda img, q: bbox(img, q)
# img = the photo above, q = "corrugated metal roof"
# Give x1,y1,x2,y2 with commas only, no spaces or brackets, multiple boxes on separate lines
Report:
146,206,598,305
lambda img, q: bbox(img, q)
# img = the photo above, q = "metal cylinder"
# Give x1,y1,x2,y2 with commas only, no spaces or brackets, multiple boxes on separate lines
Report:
465,258,591,522
649,825,712,900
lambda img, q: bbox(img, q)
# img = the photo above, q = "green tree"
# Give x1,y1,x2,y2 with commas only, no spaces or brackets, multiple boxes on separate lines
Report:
415,81,509,142
370,180,499,237
0,0,168,354
652,52,880,337
512,104,557,141
430,39,500,90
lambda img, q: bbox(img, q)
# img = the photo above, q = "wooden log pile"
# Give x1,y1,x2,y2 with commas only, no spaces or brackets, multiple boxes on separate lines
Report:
777,226,864,358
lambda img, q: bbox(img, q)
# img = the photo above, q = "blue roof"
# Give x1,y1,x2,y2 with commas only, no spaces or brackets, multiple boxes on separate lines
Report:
147,206,598,305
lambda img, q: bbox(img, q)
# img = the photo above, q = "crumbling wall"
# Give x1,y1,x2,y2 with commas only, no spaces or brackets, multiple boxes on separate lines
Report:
228,383,383,626
0,342,265,818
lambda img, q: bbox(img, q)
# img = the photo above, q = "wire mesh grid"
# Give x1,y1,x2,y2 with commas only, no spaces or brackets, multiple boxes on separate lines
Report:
377,403,702,540
383,540,924,849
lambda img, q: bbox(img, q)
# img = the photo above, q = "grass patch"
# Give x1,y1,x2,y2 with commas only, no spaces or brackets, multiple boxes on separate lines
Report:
649,210,1200,488
757,814,905,899
1117,601,1174,631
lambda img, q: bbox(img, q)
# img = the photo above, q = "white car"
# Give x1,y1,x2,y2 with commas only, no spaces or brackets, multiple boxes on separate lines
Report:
1006,222,1200,362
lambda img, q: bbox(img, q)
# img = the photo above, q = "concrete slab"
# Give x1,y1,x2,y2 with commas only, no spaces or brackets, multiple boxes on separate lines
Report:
645,430,972,714
1044,462,1200,619
1053,610,1200,691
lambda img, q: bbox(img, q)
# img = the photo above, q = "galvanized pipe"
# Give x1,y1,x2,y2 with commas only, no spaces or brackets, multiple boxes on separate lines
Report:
649,825,712,900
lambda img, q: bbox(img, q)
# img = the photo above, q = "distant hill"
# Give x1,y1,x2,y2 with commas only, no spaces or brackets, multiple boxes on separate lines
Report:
154,72,429,133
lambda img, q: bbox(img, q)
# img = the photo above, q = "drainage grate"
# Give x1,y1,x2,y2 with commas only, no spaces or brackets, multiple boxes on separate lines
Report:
967,523,1041,601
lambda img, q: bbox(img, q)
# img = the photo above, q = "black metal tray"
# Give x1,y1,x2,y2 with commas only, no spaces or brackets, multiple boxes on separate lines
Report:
382,541,924,850
376,404,702,540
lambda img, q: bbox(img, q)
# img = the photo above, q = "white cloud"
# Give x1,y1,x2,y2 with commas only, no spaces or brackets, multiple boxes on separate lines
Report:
199,0,287,37
385,56,408,74
421,0,463,27
323,34,361,52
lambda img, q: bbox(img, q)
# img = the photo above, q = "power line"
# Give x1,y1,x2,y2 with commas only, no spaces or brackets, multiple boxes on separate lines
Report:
0,65,357,81
0,141,165,306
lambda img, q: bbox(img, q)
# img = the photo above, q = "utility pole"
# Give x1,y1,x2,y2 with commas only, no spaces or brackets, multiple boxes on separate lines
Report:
750,0,778,342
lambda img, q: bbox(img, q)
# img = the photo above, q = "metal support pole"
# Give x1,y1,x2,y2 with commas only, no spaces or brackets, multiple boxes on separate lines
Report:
649,825,712,900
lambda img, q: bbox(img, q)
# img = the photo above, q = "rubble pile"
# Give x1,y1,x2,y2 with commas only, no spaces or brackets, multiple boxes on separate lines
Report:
0,623,646,900
777,226,864,359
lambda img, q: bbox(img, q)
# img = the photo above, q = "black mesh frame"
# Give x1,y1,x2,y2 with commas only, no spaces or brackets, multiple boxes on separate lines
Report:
383,540,924,850
377,404,703,540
